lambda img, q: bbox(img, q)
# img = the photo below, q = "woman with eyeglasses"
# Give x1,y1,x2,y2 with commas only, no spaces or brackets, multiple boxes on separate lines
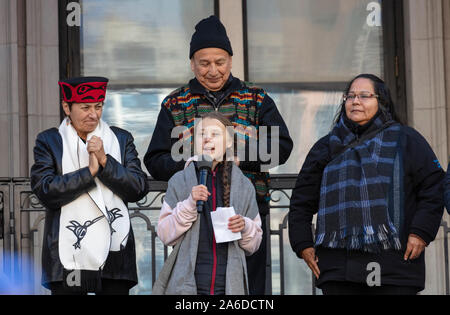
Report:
288,74,445,295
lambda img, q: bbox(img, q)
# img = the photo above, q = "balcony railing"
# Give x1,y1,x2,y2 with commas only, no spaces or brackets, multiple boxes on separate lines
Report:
0,176,449,295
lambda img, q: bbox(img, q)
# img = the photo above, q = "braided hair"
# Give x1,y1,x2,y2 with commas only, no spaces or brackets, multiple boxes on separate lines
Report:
200,112,235,207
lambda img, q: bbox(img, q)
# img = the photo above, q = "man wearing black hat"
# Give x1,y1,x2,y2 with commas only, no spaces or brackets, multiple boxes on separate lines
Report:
30,77,149,294
145,16,293,295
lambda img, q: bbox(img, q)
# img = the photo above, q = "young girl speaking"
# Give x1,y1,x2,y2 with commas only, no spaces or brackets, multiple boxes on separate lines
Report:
153,112,262,295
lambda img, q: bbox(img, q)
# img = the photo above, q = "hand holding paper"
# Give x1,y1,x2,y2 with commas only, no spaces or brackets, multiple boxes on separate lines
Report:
228,215,245,233
210,207,243,243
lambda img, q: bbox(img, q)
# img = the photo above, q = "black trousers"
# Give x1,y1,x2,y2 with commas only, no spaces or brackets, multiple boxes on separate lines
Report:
50,279,130,295
321,281,419,295
246,214,267,295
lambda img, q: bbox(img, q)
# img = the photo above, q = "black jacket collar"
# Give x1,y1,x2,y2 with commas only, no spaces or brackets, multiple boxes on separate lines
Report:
343,109,384,136
189,74,242,96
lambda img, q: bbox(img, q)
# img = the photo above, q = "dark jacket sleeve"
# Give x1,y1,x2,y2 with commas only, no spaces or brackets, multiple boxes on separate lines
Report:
30,130,96,210
98,130,149,203
445,162,450,215
405,127,445,245
143,104,185,181
240,93,293,172
288,135,330,258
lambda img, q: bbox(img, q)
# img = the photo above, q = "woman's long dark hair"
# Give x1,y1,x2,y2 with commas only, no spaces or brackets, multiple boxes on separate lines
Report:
333,74,406,126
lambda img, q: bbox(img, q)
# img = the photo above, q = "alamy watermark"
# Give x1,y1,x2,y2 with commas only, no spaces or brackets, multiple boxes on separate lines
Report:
66,2,81,27
367,2,382,27
66,269,81,288
366,262,381,287
170,118,280,172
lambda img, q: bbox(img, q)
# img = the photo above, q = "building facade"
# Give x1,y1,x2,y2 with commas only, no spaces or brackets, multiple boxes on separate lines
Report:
1,0,449,294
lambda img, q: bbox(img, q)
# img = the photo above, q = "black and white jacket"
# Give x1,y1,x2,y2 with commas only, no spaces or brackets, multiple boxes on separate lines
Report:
30,127,148,290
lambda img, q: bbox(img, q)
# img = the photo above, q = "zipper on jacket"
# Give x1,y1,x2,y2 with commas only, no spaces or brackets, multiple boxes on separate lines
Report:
210,170,217,295
205,92,217,110
205,91,232,112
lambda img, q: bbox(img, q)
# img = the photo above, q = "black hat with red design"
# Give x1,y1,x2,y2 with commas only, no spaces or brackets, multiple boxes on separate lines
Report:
59,76,109,103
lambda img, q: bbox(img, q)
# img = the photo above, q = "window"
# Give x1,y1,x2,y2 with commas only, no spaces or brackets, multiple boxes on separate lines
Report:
246,0,385,174
78,0,215,295
80,0,215,165
246,0,392,295
247,0,384,83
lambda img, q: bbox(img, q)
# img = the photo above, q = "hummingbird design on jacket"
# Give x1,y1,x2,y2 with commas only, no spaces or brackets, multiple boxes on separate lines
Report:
66,215,104,250
106,207,123,235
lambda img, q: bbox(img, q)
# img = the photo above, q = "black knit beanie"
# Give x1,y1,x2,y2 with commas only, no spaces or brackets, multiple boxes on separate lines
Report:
189,15,233,59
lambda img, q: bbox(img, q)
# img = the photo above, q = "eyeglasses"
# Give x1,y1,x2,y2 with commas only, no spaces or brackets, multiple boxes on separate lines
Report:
343,93,379,102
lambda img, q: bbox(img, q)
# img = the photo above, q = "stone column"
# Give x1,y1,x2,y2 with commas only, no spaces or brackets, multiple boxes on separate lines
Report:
218,0,245,80
0,0,59,176
404,0,449,294
444,0,450,163
26,0,60,168
0,0,59,294
404,0,448,163
0,0,28,178
26,0,60,294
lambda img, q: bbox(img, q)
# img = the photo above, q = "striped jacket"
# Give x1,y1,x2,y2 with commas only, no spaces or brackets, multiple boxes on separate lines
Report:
144,75,293,212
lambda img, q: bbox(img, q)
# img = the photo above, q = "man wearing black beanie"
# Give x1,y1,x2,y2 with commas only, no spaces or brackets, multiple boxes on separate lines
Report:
145,15,293,295
189,15,233,59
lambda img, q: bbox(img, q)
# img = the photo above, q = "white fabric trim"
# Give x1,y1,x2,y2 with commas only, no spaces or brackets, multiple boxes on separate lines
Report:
58,118,130,271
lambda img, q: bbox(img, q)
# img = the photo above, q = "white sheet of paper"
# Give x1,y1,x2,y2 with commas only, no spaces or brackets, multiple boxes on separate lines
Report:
210,207,242,243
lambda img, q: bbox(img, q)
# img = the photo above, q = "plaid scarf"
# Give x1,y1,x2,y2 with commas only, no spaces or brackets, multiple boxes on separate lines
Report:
315,114,403,253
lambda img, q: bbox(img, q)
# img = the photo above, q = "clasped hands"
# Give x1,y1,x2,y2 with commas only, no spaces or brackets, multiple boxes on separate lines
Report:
87,136,107,176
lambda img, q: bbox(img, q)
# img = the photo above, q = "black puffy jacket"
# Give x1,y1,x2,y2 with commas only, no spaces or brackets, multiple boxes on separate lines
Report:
30,126,149,289
288,122,445,291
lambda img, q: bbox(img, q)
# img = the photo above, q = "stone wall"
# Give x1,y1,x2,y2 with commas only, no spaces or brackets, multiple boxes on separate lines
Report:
403,0,450,294
0,0,60,178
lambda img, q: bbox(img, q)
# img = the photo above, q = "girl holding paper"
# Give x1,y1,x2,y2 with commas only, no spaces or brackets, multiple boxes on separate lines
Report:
153,112,262,295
